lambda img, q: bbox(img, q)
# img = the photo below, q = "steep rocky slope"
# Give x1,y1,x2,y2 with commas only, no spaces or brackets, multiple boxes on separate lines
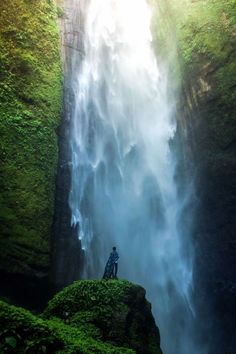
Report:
0,0,62,298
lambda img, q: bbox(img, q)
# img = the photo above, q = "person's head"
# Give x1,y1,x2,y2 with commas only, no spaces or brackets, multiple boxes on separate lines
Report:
112,246,116,251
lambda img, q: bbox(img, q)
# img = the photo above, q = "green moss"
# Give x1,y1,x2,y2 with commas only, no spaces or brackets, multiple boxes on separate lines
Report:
170,0,236,99
0,0,62,275
48,318,135,354
0,300,63,353
0,282,146,354
43,280,162,354
173,0,236,161
152,0,236,172
56,5,65,18
0,299,135,354
44,280,134,337
176,0,236,68
0,280,163,353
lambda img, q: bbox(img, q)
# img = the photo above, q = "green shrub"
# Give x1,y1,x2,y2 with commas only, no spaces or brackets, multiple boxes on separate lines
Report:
0,299,135,353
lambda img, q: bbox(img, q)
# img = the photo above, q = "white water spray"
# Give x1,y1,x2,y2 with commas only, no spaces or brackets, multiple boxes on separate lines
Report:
69,0,196,353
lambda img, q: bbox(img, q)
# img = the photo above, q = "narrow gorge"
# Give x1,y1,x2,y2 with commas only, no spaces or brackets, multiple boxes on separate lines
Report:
0,0,235,353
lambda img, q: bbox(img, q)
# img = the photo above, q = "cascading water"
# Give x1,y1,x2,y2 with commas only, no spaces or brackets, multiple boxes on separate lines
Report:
69,0,198,353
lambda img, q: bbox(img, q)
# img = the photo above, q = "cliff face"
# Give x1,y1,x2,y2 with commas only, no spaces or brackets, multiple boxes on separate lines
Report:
0,0,62,296
151,0,235,351
0,280,163,354
169,0,236,352
51,0,86,288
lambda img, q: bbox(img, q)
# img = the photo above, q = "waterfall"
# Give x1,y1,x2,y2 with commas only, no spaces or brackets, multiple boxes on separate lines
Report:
68,0,197,353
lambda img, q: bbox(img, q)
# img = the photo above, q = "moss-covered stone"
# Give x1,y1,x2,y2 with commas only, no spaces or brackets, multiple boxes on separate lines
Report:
0,300,63,353
169,0,236,186
0,0,62,277
43,280,163,354
0,299,135,353
0,280,162,353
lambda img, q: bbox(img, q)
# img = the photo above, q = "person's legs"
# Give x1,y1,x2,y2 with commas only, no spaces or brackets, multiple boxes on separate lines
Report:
114,263,118,277
110,263,114,278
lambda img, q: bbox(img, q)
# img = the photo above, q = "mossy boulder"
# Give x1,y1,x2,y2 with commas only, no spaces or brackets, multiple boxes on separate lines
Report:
43,280,163,354
0,300,63,353
0,0,62,278
0,280,162,353
0,299,135,353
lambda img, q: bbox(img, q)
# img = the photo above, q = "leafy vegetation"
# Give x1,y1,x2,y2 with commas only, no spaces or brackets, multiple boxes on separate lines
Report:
151,0,236,82
173,0,236,164
43,280,162,354
0,299,135,353
151,0,236,160
0,300,63,353
0,0,62,276
0,280,163,353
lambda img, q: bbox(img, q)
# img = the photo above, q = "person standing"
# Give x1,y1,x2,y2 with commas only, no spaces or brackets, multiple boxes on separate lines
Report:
112,246,119,278
103,246,119,279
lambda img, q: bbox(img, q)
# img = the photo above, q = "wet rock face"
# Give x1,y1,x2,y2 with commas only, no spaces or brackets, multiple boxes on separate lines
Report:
179,36,236,354
51,0,85,288
43,280,163,354
164,1,236,351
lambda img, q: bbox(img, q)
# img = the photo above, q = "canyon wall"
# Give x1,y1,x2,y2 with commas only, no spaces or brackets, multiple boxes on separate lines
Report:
158,0,236,352
0,0,62,305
